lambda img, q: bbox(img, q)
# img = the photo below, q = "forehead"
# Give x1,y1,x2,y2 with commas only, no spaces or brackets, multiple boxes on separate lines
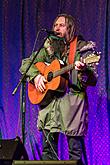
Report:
55,16,66,24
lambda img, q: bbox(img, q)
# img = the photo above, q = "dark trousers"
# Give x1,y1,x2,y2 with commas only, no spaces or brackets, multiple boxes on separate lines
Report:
41,130,86,164
42,130,59,160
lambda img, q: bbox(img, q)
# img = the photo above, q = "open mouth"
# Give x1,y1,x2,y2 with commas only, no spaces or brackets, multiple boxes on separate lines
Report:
56,32,62,37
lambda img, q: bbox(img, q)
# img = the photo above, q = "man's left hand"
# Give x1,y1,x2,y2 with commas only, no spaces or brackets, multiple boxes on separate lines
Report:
75,61,86,70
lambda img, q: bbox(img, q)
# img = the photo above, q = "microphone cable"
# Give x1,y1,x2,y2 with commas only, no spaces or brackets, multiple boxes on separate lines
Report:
42,129,60,160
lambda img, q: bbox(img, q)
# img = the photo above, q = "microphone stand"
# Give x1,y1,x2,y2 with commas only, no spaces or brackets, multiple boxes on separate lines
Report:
20,78,26,145
12,31,48,145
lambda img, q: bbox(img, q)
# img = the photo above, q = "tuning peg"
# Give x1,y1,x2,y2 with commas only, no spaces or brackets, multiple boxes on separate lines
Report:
98,51,101,54
96,51,101,55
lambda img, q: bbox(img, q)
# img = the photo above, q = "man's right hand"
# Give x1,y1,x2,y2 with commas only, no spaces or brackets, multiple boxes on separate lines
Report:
34,74,47,92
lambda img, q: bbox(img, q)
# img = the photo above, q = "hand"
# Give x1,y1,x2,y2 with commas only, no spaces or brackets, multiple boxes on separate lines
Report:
75,61,86,70
34,74,47,92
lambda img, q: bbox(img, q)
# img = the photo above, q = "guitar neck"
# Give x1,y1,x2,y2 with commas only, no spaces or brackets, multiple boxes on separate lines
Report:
50,53,100,79
53,63,74,78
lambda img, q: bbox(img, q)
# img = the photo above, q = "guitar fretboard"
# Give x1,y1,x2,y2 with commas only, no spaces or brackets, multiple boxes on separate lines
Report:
53,54,100,78
53,63,75,78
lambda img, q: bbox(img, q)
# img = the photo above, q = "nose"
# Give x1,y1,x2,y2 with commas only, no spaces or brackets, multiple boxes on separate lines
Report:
54,25,60,31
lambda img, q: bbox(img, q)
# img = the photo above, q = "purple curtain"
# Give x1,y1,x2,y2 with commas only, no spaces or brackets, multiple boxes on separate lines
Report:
0,0,110,164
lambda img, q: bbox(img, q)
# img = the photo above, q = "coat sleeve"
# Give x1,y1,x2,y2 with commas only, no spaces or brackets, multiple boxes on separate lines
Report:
80,63,98,87
76,38,99,87
19,55,39,81
19,48,47,81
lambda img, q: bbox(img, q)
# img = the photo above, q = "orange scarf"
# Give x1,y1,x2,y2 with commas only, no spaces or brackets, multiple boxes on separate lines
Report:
68,37,77,64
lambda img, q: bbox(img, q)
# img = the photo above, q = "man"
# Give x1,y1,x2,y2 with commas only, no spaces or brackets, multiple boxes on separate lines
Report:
20,14,98,164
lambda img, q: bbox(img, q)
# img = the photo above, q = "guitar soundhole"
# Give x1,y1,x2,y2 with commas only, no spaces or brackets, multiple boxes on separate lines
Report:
47,72,53,82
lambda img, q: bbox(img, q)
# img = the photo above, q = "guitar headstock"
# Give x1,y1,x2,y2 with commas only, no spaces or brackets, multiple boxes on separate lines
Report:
83,52,101,65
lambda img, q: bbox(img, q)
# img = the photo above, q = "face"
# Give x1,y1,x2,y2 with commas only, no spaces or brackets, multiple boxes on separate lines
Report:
53,17,69,41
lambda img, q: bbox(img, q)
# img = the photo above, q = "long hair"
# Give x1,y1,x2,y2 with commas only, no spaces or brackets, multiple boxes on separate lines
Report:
52,13,78,42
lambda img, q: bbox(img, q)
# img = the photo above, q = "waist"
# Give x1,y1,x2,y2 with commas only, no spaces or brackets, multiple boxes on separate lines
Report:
69,84,86,93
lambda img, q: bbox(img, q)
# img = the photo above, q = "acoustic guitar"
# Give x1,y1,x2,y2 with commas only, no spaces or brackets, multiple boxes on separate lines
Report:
28,53,100,104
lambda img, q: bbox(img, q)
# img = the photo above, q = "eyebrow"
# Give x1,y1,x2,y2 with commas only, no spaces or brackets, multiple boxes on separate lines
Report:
54,23,66,26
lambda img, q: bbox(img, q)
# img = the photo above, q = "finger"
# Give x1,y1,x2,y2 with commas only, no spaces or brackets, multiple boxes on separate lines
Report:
35,83,38,90
40,77,46,89
43,76,47,82
79,61,85,66
75,61,84,68
80,57,83,63
39,82,46,90
75,66,80,70
37,77,46,92
34,78,45,91
38,84,45,92
75,63,85,70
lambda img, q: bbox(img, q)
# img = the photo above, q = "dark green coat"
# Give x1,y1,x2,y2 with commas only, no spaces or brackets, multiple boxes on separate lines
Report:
20,35,98,136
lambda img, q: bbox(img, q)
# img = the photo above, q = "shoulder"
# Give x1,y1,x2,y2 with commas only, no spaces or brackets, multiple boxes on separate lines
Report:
76,35,96,55
77,35,88,51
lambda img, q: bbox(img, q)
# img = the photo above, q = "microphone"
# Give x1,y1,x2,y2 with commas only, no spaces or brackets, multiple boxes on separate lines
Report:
41,28,60,36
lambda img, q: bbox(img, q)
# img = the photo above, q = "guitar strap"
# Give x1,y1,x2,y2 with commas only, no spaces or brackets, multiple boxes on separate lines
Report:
68,36,77,64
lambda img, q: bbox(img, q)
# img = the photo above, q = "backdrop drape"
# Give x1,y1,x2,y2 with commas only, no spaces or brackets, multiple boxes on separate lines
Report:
0,0,110,164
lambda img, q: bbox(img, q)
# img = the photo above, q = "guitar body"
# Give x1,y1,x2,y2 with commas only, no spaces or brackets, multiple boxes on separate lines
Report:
28,54,100,104
28,59,68,104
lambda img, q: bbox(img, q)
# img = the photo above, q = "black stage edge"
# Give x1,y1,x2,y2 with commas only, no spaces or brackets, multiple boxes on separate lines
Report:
0,137,28,165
